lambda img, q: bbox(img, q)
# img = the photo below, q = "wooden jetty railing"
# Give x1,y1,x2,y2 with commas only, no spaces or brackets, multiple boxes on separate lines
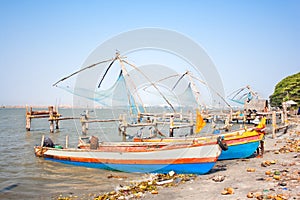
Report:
26,105,292,140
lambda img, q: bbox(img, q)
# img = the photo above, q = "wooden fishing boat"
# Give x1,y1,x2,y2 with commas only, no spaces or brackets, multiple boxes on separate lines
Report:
217,129,264,160
34,136,223,174
133,128,265,160
218,117,266,160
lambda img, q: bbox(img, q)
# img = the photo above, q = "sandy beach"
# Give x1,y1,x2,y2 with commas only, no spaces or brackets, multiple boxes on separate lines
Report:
143,122,300,200
55,120,300,200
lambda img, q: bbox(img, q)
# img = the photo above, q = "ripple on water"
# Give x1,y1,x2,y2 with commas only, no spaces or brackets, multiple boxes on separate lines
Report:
0,109,146,199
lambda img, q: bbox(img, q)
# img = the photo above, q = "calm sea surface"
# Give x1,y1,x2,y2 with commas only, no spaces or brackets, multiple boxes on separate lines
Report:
0,107,238,199
0,108,147,199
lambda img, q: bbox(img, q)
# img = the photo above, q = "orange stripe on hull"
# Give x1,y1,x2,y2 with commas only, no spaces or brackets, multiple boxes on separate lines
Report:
44,155,218,165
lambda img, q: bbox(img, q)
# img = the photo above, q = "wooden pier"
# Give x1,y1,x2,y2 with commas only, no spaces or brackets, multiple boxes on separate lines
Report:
25,106,79,132
25,105,292,140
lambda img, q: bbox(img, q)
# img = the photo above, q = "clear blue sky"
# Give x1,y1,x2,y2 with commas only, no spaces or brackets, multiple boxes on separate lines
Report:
0,0,299,106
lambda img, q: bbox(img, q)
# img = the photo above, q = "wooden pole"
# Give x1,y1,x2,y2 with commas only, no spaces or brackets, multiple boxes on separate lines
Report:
26,114,31,131
49,121,54,133
81,110,90,135
224,114,231,131
85,110,89,130
81,116,87,135
118,114,122,136
282,102,288,125
137,112,141,123
189,125,194,135
65,135,69,148
189,112,193,135
48,106,54,133
41,135,45,147
25,106,32,131
272,111,276,139
152,116,165,137
122,127,127,141
280,111,284,124
55,119,59,129
55,107,59,129
122,114,127,141
169,115,174,137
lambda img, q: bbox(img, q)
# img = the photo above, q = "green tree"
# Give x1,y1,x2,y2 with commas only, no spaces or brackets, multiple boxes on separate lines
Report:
269,72,300,107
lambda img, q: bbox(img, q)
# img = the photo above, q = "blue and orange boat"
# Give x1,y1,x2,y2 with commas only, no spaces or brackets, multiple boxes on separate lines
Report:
133,128,265,160
34,136,223,174
216,129,264,160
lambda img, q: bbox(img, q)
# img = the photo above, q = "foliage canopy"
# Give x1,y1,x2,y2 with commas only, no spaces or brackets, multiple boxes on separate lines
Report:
269,72,300,107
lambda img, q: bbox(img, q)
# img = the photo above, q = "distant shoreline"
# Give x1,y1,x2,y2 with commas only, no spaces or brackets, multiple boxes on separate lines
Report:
0,104,244,110
0,105,75,109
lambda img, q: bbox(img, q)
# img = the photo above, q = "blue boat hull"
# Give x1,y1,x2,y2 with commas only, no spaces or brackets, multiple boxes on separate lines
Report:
218,141,259,160
45,158,217,174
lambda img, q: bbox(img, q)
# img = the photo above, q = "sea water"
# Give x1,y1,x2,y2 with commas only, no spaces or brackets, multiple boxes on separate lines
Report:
0,108,144,199
0,107,239,199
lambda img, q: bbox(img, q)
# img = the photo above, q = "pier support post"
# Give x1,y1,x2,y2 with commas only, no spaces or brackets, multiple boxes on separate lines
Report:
282,103,288,125
25,106,32,131
85,110,89,130
169,115,174,137
118,114,122,136
55,107,59,129
26,115,31,131
121,114,127,141
48,106,54,133
122,127,127,141
81,110,90,135
280,111,284,124
153,117,158,136
272,111,276,139
55,120,59,130
189,112,193,135
189,126,194,135
41,135,45,147
50,121,54,133
81,118,87,135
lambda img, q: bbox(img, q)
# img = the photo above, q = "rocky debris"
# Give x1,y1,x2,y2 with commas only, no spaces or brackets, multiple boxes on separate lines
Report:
247,168,256,172
211,175,225,182
107,174,128,179
92,171,197,200
243,130,300,200
54,124,300,200
277,138,300,154
261,160,277,167
221,187,234,195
